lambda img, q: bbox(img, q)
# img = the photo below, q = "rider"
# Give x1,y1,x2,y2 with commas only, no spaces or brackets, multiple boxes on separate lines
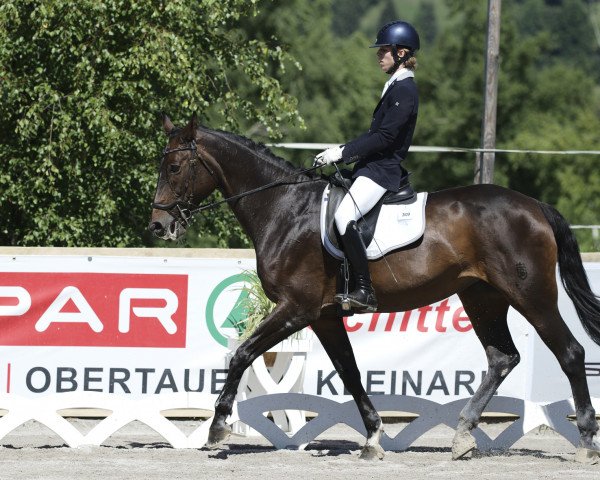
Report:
314,20,420,312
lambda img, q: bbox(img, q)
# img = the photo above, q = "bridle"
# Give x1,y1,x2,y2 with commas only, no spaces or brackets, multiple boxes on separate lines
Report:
151,137,323,228
151,139,217,227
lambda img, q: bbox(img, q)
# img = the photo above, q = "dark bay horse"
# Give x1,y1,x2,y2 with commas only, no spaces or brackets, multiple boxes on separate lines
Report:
149,115,600,461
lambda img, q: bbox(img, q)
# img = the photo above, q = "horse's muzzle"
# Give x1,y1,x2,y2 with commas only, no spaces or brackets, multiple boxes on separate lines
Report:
148,221,165,236
148,218,186,241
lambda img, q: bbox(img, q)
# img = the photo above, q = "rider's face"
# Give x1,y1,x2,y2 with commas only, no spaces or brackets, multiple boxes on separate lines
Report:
377,46,395,73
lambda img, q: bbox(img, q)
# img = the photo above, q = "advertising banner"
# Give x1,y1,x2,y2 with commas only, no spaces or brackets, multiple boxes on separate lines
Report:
0,254,252,401
0,250,599,414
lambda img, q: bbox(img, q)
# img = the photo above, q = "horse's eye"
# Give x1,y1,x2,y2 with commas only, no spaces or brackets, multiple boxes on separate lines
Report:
170,164,181,174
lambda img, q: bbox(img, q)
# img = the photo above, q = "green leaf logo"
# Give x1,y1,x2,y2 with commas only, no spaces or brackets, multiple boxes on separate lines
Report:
205,273,250,347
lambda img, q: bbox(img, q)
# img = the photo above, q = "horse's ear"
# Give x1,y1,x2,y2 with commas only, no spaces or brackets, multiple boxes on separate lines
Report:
162,114,176,135
182,113,198,141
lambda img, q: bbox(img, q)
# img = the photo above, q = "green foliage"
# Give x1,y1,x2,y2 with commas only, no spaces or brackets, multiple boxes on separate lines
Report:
408,1,489,190
325,0,600,253
512,0,600,79
414,1,438,45
234,270,275,340
2,0,599,250
232,269,306,340
0,0,301,246
331,0,373,37
237,0,380,169
392,1,600,227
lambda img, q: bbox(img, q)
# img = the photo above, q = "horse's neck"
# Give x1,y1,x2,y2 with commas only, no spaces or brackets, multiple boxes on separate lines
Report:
207,135,278,195
218,154,286,199
211,142,320,248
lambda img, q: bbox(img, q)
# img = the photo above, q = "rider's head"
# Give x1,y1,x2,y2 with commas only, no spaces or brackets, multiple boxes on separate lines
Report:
371,20,420,74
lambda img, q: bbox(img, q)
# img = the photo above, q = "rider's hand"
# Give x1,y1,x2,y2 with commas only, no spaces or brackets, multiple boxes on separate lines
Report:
314,146,344,166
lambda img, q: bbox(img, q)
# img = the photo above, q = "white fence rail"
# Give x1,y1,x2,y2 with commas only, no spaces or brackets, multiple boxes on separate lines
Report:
269,143,600,155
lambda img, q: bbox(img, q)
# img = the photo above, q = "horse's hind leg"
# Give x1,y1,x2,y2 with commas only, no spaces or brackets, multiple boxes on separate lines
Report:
515,301,599,462
453,282,520,460
311,314,385,460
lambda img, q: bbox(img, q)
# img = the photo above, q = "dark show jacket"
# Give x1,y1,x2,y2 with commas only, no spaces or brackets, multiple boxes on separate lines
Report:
341,77,418,192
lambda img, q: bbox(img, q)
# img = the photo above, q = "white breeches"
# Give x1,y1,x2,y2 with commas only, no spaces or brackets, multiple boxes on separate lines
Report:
334,176,387,235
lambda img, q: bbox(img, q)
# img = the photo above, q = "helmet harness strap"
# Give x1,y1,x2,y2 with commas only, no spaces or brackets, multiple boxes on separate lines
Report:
387,45,412,74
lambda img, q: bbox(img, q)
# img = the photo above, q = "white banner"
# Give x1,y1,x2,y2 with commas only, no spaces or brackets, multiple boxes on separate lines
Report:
0,250,598,406
0,254,252,401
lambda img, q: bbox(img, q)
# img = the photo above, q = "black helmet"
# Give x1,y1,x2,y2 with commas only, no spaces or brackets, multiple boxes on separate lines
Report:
371,20,420,52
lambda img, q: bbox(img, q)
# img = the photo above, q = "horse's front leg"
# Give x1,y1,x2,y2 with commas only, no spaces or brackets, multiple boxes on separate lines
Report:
206,302,311,449
311,314,384,460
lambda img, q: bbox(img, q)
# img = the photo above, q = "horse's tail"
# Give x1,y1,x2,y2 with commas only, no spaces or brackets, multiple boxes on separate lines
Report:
539,201,600,346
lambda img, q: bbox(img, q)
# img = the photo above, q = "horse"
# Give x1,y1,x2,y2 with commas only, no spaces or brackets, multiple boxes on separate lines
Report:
149,114,600,461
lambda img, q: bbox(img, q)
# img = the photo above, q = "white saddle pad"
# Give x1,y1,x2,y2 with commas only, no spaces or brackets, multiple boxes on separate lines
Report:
320,187,428,261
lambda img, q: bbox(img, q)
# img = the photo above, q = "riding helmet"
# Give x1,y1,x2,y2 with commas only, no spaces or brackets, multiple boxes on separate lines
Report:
371,20,420,52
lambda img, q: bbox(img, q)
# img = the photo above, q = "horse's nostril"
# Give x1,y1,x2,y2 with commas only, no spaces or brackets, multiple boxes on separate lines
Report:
148,221,164,233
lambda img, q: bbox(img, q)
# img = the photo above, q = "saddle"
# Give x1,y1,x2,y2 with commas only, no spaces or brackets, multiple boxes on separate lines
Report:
324,170,418,252
321,171,428,316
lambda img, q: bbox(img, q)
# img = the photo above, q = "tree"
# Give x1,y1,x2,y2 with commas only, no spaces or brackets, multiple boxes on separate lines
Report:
232,0,381,166
377,0,398,33
406,0,600,249
331,0,374,37
3,0,599,250
414,0,438,46
180,0,383,248
0,0,301,247
512,0,600,79
409,0,491,190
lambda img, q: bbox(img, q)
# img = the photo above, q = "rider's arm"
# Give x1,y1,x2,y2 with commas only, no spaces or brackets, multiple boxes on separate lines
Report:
341,85,416,163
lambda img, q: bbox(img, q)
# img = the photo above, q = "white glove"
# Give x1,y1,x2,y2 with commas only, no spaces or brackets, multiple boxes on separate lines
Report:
314,146,344,166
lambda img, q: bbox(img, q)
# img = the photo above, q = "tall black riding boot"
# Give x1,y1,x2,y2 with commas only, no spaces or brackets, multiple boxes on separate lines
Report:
334,221,377,312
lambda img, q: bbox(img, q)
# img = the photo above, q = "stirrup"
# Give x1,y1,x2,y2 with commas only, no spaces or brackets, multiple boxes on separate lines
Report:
334,291,377,313
334,293,352,312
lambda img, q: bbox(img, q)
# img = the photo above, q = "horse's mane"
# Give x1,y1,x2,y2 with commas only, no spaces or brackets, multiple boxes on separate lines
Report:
198,126,320,180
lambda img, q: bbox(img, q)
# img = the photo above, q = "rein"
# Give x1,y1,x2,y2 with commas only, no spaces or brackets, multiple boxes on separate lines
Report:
151,138,323,225
186,165,322,214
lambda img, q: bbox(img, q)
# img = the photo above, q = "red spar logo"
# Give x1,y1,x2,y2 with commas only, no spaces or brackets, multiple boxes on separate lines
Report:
0,273,188,347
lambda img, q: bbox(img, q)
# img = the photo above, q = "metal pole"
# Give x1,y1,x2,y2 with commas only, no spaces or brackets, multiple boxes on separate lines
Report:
475,0,502,184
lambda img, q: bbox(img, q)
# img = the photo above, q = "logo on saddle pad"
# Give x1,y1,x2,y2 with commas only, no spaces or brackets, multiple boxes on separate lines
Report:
320,185,428,260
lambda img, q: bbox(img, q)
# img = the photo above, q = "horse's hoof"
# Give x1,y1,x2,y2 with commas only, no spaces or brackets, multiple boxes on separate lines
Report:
452,431,477,460
359,444,385,461
575,447,600,464
205,424,232,450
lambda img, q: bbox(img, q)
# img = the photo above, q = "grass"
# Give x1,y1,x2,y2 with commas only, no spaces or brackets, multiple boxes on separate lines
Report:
234,270,276,340
233,270,307,342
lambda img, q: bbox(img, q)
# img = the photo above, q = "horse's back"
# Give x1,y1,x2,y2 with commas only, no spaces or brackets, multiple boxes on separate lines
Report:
423,183,556,277
427,183,540,209
425,184,549,235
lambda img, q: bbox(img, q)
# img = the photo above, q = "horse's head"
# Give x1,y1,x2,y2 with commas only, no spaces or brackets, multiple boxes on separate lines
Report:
148,114,219,240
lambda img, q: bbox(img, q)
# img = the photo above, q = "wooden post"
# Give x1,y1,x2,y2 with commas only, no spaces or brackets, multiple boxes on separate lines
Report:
475,0,501,184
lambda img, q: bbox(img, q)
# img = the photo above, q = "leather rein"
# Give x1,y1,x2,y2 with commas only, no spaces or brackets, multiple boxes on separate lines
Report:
151,139,322,227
